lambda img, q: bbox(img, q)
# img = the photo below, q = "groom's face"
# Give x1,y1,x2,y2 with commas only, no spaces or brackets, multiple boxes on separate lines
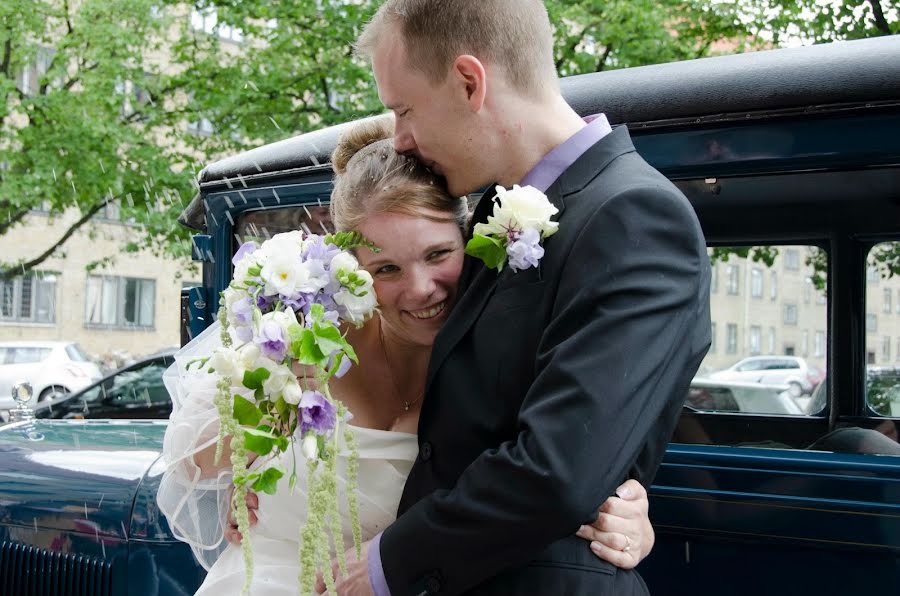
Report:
372,33,487,197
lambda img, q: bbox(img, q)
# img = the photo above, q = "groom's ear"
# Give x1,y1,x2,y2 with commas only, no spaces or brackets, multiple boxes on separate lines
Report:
451,55,487,113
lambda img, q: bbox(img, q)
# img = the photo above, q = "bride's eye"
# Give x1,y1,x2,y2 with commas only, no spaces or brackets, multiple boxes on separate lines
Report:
376,264,400,275
427,249,451,261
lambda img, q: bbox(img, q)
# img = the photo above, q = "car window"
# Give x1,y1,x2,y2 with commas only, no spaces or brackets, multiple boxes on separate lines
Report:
695,244,826,417
235,204,333,251
10,347,52,364
102,361,170,404
65,343,90,362
864,241,900,419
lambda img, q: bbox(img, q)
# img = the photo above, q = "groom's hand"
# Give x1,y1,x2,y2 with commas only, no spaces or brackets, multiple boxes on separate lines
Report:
315,539,374,596
224,489,259,545
576,479,654,570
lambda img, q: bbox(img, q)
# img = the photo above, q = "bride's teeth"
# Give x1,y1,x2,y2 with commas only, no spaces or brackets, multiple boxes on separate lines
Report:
411,302,445,319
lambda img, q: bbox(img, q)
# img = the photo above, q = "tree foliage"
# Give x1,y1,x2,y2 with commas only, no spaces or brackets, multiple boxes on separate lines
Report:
1,0,897,279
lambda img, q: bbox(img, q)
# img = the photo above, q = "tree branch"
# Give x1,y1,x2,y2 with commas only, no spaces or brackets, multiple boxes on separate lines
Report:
0,208,30,236
0,199,111,281
596,44,614,72
867,0,892,35
0,37,11,78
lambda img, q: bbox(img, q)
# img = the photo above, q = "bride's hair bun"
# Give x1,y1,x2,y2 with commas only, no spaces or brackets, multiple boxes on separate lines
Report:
332,115,394,175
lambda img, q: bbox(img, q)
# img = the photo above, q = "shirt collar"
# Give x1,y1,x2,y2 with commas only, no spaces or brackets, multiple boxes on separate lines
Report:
519,113,612,193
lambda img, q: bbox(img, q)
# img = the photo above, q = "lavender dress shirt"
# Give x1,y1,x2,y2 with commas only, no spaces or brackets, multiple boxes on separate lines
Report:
368,113,613,596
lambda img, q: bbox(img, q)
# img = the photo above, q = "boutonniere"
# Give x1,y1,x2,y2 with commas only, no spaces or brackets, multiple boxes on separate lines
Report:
465,184,559,272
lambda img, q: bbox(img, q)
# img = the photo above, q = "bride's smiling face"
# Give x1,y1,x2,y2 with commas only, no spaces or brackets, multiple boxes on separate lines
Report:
356,209,465,348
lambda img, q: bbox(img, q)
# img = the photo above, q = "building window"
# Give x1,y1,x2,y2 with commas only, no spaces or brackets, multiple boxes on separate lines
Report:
0,272,57,324
751,268,763,298
726,323,738,354
814,331,825,358
785,344,796,356
768,327,776,354
816,287,827,305
896,289,900,314
883,337,891,362
726,264,740,295
804,278,813,304
885,288,893,314
85,276,155,329
749,326,761,355
896,338,900,361
710,263,718,294
802,330,809,356
866,313,877,333
783,303,798,325
866,265,879,284
710,322,716,353
191,7,244,42
770,271,777,300
784,248,800,271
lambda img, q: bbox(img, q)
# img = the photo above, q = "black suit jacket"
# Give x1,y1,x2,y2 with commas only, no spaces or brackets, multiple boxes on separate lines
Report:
380,126,712,595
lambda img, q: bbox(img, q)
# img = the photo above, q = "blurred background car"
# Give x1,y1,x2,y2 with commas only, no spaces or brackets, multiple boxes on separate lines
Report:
32,348,176,420
687,378,804,416
0,341,102,411
706,355,824,397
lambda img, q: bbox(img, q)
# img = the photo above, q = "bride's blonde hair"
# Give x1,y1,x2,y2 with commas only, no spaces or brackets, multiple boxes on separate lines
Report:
330,114,467,233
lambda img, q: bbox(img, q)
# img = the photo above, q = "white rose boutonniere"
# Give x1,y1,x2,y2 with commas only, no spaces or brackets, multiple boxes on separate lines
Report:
466,184,559,272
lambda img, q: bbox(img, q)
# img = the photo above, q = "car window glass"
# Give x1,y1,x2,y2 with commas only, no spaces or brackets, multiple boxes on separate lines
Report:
864,241,900,419
11,347,52,364
65,343,90,362
693,245,827,417
234,204,333,252
103,361,169,404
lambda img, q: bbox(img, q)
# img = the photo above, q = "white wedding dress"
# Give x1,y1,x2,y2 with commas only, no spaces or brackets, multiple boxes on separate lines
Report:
157,322,418,595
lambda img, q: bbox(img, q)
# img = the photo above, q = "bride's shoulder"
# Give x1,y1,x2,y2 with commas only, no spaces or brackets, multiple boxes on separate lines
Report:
342,318,378,354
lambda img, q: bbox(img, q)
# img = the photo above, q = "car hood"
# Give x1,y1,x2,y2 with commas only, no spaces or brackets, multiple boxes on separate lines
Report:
0,419,168,539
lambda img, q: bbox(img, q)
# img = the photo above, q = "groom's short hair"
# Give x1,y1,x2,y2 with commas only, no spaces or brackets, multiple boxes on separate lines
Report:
357,0,558,98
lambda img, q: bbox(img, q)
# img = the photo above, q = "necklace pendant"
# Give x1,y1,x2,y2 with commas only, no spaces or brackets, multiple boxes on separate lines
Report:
404,402,410,412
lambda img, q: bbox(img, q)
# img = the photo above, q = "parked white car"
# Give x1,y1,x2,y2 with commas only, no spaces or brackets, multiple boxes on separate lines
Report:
0,341,102,410
706,356,824,397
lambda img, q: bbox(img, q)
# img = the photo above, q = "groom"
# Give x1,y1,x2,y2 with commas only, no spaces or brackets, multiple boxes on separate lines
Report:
331,1,712,594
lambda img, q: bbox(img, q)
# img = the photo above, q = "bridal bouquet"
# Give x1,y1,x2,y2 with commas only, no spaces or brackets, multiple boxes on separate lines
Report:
194,230,377,595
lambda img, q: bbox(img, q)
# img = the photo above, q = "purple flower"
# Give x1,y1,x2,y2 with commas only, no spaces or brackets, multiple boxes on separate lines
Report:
232,296,254,326
233,325,253,343
254,320,287,361
299,390,337,435
507,227,544,272
232,241,258,266
256,294,275,310
304,236,342,263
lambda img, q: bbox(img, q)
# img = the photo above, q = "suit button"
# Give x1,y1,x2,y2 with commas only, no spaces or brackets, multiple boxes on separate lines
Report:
424,572,442,593
420,442,433,462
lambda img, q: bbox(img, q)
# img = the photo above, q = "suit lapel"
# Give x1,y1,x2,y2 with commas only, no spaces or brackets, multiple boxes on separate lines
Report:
423,126,636,394
424,183,565,394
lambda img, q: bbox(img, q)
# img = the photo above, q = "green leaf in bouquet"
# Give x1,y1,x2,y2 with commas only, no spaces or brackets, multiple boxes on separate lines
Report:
275,435,289,452
465,233,508,272
244,427,278,456
251,466,285,495
243,367,271,390
296,329,328,367
233,395,263,427
273,396,289,420
313,321,346,356
324,231,380,253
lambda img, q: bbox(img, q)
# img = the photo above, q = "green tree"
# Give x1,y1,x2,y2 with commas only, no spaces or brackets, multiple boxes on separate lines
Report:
1,0,897,279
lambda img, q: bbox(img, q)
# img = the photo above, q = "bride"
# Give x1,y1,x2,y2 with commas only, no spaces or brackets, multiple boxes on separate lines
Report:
158,116,655,594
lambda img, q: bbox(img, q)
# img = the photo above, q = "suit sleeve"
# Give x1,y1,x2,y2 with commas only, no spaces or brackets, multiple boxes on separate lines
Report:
380,184,710,595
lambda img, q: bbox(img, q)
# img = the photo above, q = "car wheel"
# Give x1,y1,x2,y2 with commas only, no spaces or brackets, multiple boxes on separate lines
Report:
787,381,803,398
39,386,69,402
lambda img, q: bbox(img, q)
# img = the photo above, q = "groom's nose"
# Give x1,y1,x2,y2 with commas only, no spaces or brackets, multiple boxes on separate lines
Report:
393,127,417,156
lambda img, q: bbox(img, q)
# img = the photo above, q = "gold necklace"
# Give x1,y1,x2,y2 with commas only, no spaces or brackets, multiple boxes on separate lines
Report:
378,320,423,413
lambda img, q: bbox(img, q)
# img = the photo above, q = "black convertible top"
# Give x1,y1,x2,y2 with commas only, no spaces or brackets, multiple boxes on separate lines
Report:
183,35,900,229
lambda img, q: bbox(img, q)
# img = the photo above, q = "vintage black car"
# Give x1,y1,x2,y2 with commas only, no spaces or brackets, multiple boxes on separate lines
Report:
2,36,899,595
